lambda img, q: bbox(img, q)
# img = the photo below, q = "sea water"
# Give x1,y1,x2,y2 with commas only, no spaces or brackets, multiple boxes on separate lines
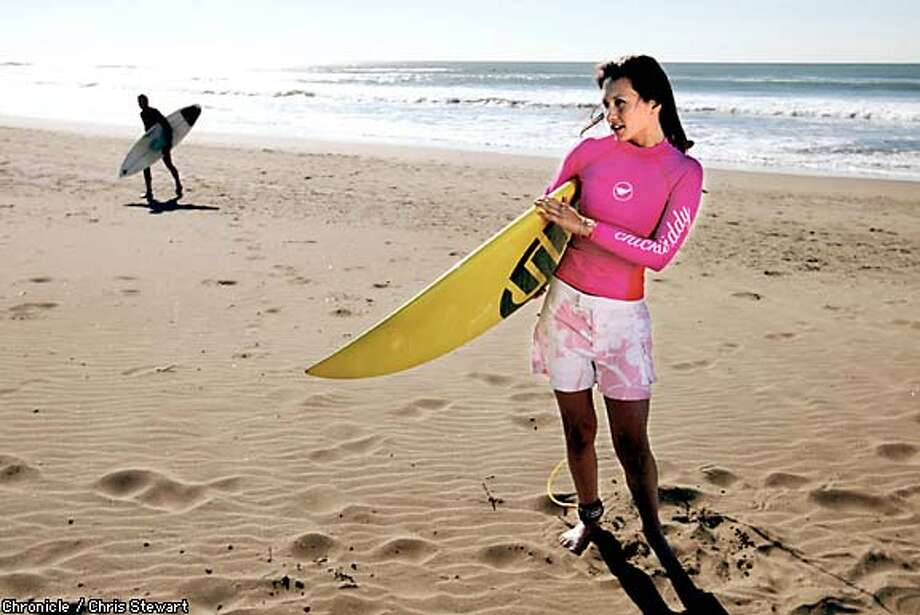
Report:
2,60,918,180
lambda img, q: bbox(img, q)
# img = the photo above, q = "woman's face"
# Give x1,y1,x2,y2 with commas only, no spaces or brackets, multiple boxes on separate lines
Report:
602,77,660,144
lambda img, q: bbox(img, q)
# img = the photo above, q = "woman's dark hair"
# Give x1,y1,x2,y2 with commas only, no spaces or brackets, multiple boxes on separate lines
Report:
582,55,693,152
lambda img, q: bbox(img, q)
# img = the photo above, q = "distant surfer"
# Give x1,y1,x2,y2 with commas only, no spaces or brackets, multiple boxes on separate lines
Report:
137,94,183,202
533,56,704,603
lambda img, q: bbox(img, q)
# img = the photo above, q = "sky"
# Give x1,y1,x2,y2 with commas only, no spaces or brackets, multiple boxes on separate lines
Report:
1,0,918,67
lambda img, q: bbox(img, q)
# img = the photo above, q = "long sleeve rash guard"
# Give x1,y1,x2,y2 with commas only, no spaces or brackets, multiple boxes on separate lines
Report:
546,135,703,300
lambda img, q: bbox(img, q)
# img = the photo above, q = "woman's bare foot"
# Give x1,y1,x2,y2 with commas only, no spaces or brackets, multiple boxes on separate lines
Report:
559,521,595,555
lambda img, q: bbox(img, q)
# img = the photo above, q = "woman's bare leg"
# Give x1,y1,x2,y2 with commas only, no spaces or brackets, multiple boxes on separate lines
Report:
554,389,601,554
604,397,697,603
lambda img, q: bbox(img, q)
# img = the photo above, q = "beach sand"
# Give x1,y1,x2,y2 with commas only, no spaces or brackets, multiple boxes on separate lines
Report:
0,123,918,614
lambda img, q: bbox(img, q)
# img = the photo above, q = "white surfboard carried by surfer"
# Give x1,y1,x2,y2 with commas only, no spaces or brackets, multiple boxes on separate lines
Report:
118,105,201,178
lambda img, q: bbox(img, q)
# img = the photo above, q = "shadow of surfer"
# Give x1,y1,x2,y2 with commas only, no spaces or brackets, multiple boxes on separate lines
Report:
124,199,219,215
138,94,183,203
588,526,730,615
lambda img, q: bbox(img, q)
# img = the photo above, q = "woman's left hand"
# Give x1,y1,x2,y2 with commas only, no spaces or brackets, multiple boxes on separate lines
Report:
534,196,593,237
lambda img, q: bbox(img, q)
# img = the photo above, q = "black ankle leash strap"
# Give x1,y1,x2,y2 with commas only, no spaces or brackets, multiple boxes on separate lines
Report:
577,500,604,524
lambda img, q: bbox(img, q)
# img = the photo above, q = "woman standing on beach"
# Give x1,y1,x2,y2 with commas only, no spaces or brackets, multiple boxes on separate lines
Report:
533,55,703,598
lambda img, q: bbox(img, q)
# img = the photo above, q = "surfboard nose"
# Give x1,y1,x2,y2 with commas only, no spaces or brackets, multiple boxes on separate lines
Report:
180,105,202,127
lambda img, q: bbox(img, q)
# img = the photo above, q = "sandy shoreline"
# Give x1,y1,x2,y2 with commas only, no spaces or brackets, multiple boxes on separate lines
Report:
1,122,918,614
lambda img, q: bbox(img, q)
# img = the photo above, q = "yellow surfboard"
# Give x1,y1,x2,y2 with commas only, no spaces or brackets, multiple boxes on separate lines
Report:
306,180,579,379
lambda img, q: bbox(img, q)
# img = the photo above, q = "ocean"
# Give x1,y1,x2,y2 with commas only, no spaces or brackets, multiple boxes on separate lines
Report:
2,60,919,180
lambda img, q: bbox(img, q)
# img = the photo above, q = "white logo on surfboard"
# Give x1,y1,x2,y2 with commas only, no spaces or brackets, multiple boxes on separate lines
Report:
613,181,634,201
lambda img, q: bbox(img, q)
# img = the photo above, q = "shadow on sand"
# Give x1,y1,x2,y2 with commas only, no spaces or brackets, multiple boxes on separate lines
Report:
124,199,220,214
590,527,731,615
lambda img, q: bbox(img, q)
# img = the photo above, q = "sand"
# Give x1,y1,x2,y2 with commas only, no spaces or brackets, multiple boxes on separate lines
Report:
0,122,918,614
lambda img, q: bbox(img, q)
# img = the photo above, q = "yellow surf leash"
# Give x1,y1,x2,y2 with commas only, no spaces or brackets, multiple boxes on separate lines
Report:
545,457,578,509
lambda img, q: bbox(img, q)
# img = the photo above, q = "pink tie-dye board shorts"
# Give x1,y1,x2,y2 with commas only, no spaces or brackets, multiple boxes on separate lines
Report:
532,277,656,400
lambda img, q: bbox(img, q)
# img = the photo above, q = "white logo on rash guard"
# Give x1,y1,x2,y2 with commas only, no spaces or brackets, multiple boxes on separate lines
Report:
613,181,634,201
613,206,693,254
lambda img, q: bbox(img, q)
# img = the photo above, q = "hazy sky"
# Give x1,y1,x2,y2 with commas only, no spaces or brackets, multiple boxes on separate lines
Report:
2,0,918,66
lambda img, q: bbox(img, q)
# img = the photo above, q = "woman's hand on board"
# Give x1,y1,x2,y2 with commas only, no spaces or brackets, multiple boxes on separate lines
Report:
534,196,595,237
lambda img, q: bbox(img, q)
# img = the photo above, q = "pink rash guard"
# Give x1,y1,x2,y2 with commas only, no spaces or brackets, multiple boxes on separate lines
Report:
545,135,704,300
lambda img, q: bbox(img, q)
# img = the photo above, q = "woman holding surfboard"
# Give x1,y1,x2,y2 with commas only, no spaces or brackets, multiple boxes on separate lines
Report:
533,55,703,599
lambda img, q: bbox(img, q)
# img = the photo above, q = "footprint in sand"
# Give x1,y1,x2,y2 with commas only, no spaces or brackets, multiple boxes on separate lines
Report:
658,485,704,508
764,472,811,489
511,411,556,432
477,543,554,571
807,487,902,516
765,332,797,340
95,469,242,512
466,372,513,386
392,397,450,418
848,548,912,579
201,279,238,287
290,532,340,561
699,465,739,488
671,359,712,371
272,264,299,276
321,422,366,440
892,484,920,500
292,485,345,514
731,291,763,301
175,577,240,614
301,392,353,410
7,302,58,321
508,390,554,404
875,442,917,461
0,455,41,486
790,596,866,614
233,344,269,360
333,504,381,525
370,537,438,563
872,588,920,614
307,435,384,464
531,491,575,515
28,277,52,284
891,319,920,330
